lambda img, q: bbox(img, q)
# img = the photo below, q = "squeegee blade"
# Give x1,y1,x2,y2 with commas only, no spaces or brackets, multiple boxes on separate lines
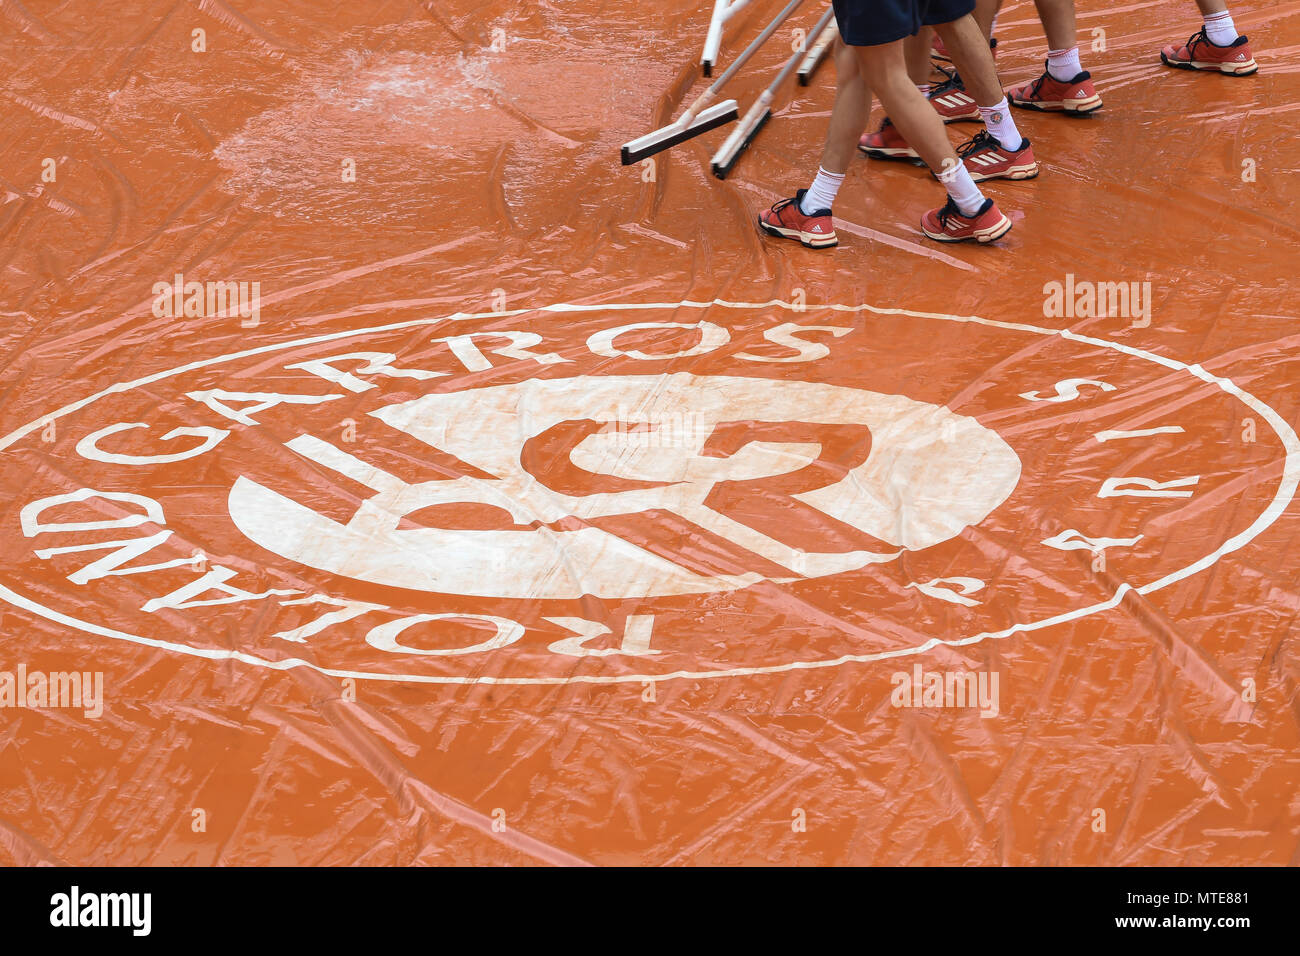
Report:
796,57,820,86
710,109,770,179
620,100,739,165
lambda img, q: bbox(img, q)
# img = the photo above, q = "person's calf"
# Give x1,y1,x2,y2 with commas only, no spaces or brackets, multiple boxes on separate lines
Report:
858,53,954,172
905,29,935,87
1033,0,1079,51
933,15,1002,105
819,43,872,173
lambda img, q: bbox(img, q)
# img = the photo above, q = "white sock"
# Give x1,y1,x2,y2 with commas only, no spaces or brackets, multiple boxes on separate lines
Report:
1204,10,1239,46
1046,46,1083,81
801,166,845,215
978,98,1023,150
917,82,933,95
937,161,986,217
990,15,999,35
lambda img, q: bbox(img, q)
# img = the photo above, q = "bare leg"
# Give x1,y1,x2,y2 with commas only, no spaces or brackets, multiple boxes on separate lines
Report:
858,44,1013,239
1193,0,1229,14
855,41,958,175
974,0,1003,38
1033,0,1078,50
905,28,935,85
933,16,1002,106
819,38,872,175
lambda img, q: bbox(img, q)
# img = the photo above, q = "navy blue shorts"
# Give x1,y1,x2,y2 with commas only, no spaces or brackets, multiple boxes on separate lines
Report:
832,0,976,46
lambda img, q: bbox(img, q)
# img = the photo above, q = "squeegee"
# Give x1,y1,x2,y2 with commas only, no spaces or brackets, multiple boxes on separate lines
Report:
621,0,807,165
797,10,836,86
711,4,835,179
701,0,758,76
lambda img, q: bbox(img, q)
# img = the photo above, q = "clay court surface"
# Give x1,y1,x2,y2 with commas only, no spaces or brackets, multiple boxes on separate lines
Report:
1,0,1298,866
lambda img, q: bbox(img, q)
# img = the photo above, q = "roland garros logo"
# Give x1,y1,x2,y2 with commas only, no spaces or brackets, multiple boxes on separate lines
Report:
1,301,1295,685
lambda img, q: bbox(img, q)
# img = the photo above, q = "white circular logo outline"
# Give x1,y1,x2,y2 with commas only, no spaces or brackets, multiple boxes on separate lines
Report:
1,299,1295,685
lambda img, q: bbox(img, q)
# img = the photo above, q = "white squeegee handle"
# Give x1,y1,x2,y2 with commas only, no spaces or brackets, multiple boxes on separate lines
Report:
767,5,834,96
712,5,835,170
798,12,836,77
680,0,807,125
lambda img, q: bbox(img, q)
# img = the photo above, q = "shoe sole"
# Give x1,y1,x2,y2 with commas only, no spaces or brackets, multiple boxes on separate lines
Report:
922,212,1013,244
759,219,838,249
969,162,1040,183
857,144,922,162
1161,53,1258,76
1010,93,1104,115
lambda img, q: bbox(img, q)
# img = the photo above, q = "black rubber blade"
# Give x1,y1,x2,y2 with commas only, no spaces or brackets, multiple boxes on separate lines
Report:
797,51,827,86
710,109,771,180
620,103,740,165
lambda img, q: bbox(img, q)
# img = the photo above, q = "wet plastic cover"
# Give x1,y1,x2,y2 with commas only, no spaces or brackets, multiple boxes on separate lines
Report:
0,0,1297,865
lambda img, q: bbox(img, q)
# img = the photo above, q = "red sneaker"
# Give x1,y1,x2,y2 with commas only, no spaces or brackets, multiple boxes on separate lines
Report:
921,196,1012,244
1161,28,1258,75
954,130,1039,182
758,190,837,249
858,117,920,161
933,35,997,64
1008,65,1103,115
928,75,980,123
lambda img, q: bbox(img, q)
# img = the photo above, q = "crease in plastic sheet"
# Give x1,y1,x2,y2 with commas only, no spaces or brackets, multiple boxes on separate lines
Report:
0,0,1298,865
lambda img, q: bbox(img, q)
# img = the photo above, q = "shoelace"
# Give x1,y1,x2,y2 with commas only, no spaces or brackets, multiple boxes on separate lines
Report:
935,197,964,228
929,73,965,99
769,196,799,223
772,195,824,223
1184,25,1211,52
956,131,998,159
